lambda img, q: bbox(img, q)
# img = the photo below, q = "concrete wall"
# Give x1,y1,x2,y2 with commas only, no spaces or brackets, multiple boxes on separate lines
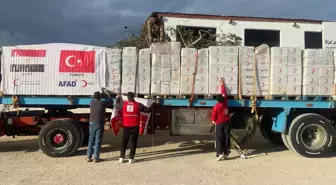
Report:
162,17,323,49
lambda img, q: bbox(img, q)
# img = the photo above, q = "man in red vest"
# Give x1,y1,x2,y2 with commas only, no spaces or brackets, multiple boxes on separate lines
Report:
119,92,153,164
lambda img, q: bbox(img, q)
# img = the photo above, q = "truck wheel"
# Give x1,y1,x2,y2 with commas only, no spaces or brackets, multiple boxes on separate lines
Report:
38,119,81,158
231,113,257,146
74,121,84,148
259,115,283,145
281,133,292,150
287,113,336,157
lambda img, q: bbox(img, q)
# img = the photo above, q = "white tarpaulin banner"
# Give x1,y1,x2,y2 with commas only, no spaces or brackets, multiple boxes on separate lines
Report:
1,43,106,95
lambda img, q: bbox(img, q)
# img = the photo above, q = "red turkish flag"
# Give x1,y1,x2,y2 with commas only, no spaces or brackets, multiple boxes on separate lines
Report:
59,50,95,73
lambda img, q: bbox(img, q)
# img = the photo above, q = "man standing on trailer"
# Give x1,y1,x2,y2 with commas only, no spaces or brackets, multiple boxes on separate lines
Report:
86,91,113,163
119,92,153,164
211,80,231,161
146,12,165,44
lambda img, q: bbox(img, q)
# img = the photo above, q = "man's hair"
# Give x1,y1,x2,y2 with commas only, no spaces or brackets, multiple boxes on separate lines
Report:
216,94,226,103
151,12,158,18
93,91,101,100
127,92,135,101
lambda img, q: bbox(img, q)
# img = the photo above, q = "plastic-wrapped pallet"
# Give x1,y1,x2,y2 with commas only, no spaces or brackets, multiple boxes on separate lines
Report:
286,47,303,96
122,47,138,94
170,54,181,95
180,48,197,95
150,42,182,96
241,45,270,96
270,47,289,96
194,48,209,94
106,48,122,93
137,48,151,95
208,46,224,95
303,49,333,96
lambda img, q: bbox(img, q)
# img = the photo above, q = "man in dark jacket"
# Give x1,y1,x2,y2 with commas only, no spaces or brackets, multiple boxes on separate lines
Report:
119,92,153,164
86,91,113,163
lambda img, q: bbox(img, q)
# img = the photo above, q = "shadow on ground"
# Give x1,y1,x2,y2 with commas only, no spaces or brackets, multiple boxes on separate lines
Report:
0,130,310,160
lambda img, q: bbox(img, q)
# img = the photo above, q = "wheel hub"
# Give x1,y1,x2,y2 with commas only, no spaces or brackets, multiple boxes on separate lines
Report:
53,133,65,144
301,124,327,150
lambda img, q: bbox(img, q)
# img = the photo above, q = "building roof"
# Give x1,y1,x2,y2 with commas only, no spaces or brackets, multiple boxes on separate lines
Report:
156,12,327,24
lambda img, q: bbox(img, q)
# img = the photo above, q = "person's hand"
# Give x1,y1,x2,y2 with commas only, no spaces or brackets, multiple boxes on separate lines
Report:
212,121,216,125
219,78,225,85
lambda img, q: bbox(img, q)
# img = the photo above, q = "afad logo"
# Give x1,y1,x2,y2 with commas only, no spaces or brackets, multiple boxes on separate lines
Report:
58,80,91,87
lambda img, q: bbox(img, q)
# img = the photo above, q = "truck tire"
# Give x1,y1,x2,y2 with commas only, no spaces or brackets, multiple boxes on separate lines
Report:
38,119,81,158
259,115,283,145
73,121,84,148
281,133,292,150
231,113,257,146
287,113,336,158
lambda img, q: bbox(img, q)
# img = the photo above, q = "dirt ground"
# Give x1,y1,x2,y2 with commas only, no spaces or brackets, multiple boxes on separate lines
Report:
1,130,336,185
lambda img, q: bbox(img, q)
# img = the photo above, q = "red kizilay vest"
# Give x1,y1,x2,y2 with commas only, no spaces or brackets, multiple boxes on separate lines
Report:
122,101,140,127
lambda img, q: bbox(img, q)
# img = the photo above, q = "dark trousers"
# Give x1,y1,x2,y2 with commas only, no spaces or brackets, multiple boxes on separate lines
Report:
87,122,104,160
215,122,231,156
120,126,139,159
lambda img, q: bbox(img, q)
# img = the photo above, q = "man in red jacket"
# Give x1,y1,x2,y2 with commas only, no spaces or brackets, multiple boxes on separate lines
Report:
211,94,231,161
119,92,153,164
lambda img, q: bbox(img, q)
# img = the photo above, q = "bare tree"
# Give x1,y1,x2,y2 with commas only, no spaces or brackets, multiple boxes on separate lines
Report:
111,25,242,49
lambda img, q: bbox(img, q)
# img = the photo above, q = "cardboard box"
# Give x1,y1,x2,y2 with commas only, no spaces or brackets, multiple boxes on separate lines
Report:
181,56,197,66
171,54,181,66
181,66,194,76
239,46,254,56
138,67,151,76
160,81,170,94
198,48,208,57
151,80,161,94
271,75,287,86
122,47,137,56
288,56,302,66
161,54,171,68
303,58,322,66
303,67,319,77
269,85,287,95
271,65,287,76
170,81,180,94
122,56,138,67
287,85,301,95
152,53,162,67
287,66,302,76
271,47,289,56
210,65,225,76
303,49,320,58
181,48,197,57
198,57,208,67
319,77,333,86
122,67,136,76
302,85,319,96
161,68,171,81
196,66,208,76
224,46,239,56
194,83,209,94
319,85,332,95
303,77,318,86
287,75,302,85
271,56,288,66
209,46,224,57
195,75,208,84
222,56,238,66
171,67,181,81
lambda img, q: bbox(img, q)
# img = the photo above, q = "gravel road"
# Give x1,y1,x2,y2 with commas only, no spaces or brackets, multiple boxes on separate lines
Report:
1,130,336,185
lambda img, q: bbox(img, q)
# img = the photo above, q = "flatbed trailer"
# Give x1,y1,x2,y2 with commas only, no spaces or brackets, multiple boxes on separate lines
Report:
1,95,336,158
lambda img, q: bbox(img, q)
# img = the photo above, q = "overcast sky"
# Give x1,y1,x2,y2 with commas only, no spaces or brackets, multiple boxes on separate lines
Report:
0,0,335,46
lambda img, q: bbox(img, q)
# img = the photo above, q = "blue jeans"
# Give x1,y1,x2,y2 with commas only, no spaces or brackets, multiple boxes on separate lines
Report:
86,122,104,160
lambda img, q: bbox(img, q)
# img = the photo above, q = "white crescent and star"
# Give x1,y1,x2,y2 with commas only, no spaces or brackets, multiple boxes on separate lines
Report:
65,55,82,67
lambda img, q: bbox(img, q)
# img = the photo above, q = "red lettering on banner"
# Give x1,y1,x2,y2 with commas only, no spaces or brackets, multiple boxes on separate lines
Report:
11,49,46,57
